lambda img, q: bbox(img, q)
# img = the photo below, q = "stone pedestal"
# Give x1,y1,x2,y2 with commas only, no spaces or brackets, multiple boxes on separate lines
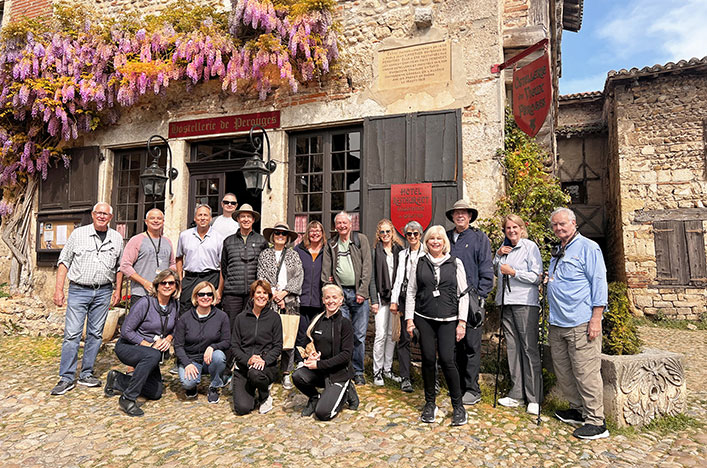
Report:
601,348,686,427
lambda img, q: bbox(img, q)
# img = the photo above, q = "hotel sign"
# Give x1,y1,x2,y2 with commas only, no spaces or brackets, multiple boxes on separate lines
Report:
168,111,280,138
512,53,551,137
390,183,433,234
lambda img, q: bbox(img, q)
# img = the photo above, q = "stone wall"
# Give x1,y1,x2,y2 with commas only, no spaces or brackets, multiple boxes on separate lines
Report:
611,71,707,319
9,0,51,20
503,0,530,29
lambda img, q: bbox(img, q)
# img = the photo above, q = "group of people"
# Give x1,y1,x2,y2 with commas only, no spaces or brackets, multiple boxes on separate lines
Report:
49,196,609,439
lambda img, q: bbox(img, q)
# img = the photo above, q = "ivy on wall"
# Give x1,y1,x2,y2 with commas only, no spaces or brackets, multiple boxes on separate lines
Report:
0,0,339,214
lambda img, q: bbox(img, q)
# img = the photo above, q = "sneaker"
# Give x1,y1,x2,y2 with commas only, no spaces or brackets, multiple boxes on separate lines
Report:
259,395,273,414
207,387,220,404
527,402,540,415
420,402,438,423
573,423,609,440
498,396,522,408
555,408,585,425
282,374,294,390
185,387,198,399
301,395,319,417
104,370,121,397
354,374,366,386
118,395,144,417
373,372,384,386
77,375,101,387
346,384,360,410
400,377,413,393
50,379,75,396
169,364,179,375
222,374,232,388
451,405,468,426
383,371,402,383
462,391,481,406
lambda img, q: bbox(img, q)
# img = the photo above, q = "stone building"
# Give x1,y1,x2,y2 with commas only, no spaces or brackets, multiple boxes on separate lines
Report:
558,57,707,319
0,0,583,302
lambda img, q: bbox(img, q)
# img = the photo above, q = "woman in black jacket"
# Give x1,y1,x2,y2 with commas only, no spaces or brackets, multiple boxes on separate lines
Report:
173,280,231,404
292,284,359,421
230,280,283,415
294,220,326,351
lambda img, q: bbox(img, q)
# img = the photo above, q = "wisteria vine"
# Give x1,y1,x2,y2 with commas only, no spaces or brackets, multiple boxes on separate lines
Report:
0,0,339,215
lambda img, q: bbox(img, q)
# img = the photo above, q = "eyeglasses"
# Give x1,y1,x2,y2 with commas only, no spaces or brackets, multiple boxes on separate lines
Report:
93,211,111,217
273,230,288,236
222,200,238,206
379,229,391,235
197,292,214,298
405,232,420,238
159,281,176,286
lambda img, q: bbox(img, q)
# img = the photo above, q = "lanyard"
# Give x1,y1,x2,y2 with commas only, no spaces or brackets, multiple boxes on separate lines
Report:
146,233,162,268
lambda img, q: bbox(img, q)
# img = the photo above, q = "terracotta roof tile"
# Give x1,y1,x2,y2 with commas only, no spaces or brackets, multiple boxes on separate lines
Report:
607,56,707,79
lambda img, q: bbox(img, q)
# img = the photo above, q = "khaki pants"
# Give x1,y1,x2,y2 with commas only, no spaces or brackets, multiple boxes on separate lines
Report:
549,323,604,425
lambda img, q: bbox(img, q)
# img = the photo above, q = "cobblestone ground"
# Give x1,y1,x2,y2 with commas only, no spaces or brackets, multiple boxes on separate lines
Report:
0,327,704,467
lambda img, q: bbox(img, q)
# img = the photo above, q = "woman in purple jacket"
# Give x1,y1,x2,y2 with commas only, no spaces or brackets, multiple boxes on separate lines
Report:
294,220,326,351
104,269,179,417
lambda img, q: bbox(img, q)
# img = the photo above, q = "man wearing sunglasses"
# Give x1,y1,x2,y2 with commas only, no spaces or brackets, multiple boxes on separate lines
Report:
211,193,240,238
547,207,609,440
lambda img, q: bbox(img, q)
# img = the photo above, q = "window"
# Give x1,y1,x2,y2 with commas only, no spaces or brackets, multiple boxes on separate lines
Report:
112,147,166,240
290,128,362,234
653,220,707,286
562,181,587,204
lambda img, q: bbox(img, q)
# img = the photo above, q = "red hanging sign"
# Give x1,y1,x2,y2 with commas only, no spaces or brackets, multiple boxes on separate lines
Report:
512,53,551,137
390,183,433,235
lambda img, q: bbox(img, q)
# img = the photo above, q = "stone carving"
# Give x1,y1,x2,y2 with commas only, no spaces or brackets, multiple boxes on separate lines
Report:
619,356,685,426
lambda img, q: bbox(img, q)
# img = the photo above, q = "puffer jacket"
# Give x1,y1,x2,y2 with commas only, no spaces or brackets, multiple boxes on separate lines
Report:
221,231,268,295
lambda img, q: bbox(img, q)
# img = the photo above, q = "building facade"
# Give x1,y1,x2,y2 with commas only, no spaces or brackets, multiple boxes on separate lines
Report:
0,0,582,302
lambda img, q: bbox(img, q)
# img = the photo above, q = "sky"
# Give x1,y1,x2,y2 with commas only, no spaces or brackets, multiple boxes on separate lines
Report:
559,0,707,95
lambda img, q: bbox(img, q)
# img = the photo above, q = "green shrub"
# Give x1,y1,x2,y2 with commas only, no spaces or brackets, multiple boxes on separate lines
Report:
603,282,642,355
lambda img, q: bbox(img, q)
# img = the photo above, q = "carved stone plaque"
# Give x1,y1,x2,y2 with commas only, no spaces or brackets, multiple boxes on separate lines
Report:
377,40,451,90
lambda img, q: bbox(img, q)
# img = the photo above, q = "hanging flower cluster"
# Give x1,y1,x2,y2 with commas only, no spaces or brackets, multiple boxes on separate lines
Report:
0,0,338,207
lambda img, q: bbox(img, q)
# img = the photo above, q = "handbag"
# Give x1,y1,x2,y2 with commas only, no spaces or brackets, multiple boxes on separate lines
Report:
459,284,484,328
391,309,401,342
279,313,301,350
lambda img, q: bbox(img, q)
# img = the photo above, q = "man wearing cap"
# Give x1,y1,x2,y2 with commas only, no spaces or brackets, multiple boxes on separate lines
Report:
176,204,224,314
211,193,240,238
446,199,494,406
321,211,372,385
51,202,124,396
219,203,268,327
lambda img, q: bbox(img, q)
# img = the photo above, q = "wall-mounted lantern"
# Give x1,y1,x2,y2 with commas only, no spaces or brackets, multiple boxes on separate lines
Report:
141,135,179,201
241,126,276,193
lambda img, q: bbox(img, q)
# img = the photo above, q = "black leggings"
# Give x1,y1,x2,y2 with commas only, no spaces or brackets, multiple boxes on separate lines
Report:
113,339,164,401
231,367,276,415
292,367,350,421
414,315,462,406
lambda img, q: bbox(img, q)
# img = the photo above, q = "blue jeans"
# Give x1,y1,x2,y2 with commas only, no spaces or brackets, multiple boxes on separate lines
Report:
339,287,369,376
58,283,112,382
178,350,227,389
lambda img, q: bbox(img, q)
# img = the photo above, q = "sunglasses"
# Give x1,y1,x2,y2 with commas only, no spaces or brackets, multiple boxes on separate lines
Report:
379,229,391,235
405,232,420,238
159,281,176,286
197,292,214,298
273,230,288,236
222,200,237,206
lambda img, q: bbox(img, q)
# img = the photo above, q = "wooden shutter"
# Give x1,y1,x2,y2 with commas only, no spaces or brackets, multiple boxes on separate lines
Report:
654,220,689,285
38,160,70,211
684,220,707,284
362,109,462,240
38,146,100,212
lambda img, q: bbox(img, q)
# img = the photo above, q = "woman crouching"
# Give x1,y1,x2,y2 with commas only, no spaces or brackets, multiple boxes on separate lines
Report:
105,269,179,416
173,281,231,404
405,225,469,426
293,284,359,421
231,280,283,415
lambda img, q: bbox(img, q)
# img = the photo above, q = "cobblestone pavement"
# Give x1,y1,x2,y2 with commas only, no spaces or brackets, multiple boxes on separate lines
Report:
0,327,704,467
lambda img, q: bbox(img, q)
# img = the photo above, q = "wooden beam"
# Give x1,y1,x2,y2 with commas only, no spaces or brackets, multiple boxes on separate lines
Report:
633,208,707,223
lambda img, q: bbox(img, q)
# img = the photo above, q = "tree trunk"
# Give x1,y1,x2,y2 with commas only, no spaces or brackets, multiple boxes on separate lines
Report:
2,178,37,293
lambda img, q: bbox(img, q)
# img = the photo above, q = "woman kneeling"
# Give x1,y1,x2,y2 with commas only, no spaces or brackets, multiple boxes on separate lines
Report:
293,284,359,421
174,281,231,404
231,280,283,415
105,269,179,416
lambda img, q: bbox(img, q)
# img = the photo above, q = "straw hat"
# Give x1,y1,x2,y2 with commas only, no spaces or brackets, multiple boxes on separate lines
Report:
445,199,479,223
263,222,299,243
233,203,261,221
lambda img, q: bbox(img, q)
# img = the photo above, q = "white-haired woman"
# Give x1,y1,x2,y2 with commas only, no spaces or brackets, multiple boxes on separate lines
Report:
406,225,469,426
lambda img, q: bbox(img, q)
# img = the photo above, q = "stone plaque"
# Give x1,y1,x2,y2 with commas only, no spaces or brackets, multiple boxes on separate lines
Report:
377,41,451,90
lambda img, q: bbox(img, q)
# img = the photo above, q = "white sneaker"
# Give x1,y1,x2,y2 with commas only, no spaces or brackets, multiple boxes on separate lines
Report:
373,372,384,386
383,371,402,383
527,402,540,415
259,395,273,414
498,397,522,408
283,374,293,390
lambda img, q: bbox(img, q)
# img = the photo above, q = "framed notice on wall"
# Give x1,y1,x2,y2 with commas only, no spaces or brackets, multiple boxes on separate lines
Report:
37,219,81,251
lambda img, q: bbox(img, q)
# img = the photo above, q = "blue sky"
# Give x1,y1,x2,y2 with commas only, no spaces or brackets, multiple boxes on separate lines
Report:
559,0,707,95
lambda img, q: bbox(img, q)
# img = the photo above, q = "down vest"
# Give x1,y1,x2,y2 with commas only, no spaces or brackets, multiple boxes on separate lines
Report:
221,231,268,295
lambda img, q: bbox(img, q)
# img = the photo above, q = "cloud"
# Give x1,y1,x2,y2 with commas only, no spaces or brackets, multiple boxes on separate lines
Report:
559,73,607,95
597,0,707,63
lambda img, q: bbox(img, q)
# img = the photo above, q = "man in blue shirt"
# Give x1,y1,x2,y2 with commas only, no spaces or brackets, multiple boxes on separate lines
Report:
446,199,494,406
547,207,609,440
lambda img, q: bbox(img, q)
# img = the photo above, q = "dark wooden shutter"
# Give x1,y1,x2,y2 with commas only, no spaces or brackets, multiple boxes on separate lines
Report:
38,146,100,212
38,161,70,211
362,109,462,240
653,220,688,285
684,220,707,284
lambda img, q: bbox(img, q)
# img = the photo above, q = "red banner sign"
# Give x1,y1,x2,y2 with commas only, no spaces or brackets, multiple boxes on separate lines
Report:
168,111,280,139
390,183,433,235
512,53,551,137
